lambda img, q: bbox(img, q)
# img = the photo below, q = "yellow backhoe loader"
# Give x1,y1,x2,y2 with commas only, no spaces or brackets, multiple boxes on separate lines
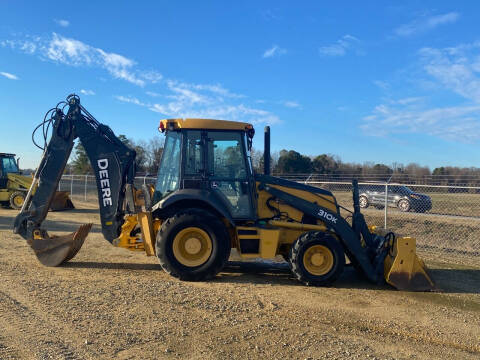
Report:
0,153,74,210
14,95,434,291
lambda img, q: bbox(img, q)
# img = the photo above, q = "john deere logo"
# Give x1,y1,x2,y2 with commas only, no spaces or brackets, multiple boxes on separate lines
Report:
97,159,112,207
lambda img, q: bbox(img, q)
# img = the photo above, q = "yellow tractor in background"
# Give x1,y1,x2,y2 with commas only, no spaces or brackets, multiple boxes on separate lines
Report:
0,153,74,210
14,95,434,291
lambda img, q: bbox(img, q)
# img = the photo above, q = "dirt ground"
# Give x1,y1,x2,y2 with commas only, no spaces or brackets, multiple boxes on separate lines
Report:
0,203,479,360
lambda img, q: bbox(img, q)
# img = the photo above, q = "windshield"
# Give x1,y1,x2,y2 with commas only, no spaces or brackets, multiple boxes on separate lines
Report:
2,157,19,174
153,131,181,202
400,186,413,194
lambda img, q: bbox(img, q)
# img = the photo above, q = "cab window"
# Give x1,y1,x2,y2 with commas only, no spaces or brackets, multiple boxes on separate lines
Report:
207,131,252,218
185,131,203,175
2,157,19,174
154,131,181,202
207,132,247,179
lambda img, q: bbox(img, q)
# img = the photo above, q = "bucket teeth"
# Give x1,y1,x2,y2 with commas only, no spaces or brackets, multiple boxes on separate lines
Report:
384,237,435,291
27,223,92,267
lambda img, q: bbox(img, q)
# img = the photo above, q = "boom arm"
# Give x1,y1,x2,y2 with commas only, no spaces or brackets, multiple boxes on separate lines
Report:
14,94,136,242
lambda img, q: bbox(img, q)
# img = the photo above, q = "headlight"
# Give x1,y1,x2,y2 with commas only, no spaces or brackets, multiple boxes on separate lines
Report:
410,194,421,199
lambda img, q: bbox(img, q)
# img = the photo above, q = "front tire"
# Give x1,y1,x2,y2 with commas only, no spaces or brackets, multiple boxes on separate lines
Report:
9,191,25,210
397,199,411,212
156,209,231,281
289,232,345,286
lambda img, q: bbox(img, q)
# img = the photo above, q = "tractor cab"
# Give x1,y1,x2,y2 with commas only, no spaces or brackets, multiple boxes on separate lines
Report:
154,119,257,221
0,153,20,188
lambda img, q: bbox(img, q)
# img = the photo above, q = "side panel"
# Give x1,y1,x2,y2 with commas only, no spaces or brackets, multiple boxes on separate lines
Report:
0,190,10,201
256,181,337,222
7,174,32,190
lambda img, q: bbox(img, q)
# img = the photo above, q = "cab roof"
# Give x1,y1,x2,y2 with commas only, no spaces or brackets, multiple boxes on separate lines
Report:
159,118,254,132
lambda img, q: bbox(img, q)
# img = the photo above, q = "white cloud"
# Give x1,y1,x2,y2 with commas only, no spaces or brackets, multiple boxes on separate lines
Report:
0,71,19,80
419,42,480,102
319,35,360,57
80,89,95,95
364,41,480,142
54,19,70,27
263,45,286,58
2,32,280,125
394,12,460,37
1,33,162,87
394,97,424,105
146,91,161,97
184,83,245,98
115,79,280,125
362,102,480,142
115,95,146,106
373,80,390,90
139,70,163,83
146,80,279,124
1,39,36,54
283,101,301,108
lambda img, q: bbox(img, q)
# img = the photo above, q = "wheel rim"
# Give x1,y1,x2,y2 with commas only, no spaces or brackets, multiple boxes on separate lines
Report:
303,245,334,276
399,200,409,211
13,195,24,208
359,197,367,207
173,227,213,267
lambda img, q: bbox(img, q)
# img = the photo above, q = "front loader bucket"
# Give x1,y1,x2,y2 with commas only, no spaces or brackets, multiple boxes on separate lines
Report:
384,236,435,291
49,191,75,211
27,223,92,267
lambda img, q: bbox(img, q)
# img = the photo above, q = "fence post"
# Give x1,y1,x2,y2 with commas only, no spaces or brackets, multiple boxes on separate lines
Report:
144,176,147,185
304,174,313,185
70,175,74,197
384,183,388,229
84,174,88,201
384,175,393,229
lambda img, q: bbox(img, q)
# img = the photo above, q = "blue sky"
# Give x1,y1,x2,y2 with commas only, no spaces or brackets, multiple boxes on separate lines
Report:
1,1,479,170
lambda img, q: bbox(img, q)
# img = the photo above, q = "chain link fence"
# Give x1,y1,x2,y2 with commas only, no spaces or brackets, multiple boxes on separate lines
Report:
313,181,480,266
59,175,480,266
58,175,157,202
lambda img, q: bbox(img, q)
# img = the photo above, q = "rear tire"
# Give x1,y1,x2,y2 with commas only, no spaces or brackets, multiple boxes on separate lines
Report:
359,195,369,208
397,199,411,212
156,209,231,281
9,191,25,210
289,232,345,286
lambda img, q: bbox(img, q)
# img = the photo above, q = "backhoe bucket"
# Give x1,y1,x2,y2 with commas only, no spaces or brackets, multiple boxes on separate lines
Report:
49,191,75,211
384,236,435,291
27,223,92,267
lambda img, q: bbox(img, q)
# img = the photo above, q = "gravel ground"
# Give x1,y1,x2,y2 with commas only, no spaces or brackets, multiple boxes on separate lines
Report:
0,203,479,360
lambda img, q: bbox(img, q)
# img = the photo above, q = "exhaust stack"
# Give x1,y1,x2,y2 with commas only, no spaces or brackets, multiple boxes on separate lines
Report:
264,126,270,175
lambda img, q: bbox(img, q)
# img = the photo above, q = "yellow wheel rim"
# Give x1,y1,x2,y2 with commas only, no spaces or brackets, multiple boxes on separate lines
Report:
13,195,24,207
303,245,334,276
173,227,213,267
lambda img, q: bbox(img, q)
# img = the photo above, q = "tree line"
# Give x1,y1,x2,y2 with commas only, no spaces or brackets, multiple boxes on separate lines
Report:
251,149,480,185
68,135,164,175
68,140,480,185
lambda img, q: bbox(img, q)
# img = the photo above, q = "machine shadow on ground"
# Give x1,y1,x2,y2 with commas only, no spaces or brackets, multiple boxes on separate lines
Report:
61,259,480,294
63,261,161,271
